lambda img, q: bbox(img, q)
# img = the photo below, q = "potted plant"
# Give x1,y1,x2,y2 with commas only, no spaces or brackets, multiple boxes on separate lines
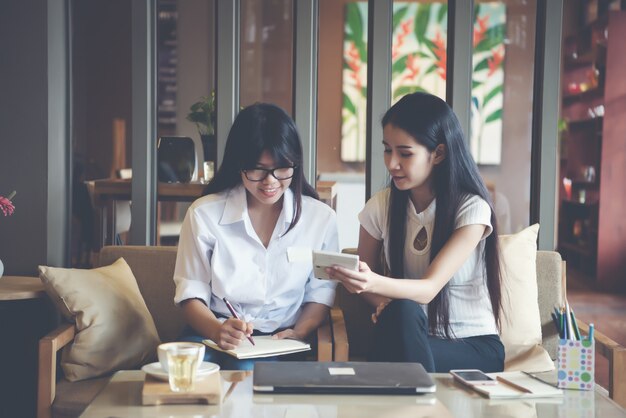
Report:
186,91,217,164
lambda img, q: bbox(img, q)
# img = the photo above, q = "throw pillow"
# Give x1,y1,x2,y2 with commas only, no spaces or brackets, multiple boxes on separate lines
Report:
39,258,160,381
499,223,554,372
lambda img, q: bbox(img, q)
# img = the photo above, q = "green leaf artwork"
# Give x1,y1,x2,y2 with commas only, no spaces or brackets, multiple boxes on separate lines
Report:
470,3,506,165
341,2,448,162
341,2,506,165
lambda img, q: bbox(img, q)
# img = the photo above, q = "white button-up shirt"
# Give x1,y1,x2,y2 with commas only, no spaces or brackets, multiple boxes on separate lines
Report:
174,185,338,332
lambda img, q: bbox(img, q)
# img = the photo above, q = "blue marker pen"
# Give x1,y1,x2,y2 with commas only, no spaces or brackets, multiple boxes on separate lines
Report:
588,323,594,341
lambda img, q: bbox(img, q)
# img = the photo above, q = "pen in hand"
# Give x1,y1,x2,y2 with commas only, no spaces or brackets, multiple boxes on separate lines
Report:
222,297,255,346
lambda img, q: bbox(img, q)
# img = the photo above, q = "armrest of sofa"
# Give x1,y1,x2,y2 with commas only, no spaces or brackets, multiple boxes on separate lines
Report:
37,322,76,418
331,307,349,361
578,321,626,408
316,307,349,362
317,315,333,361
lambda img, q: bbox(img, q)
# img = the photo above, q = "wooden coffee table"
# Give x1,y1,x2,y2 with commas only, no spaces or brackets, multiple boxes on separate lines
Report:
80,370,626,417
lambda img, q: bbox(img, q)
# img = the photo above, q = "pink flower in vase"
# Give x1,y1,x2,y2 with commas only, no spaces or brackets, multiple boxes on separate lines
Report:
0,191,16,216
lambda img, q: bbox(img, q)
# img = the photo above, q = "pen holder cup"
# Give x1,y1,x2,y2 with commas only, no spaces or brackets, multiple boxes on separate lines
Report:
557,339,594,390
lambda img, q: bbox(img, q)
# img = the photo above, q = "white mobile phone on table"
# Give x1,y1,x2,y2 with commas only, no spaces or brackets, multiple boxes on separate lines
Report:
312,250,359,279
449,369,497,386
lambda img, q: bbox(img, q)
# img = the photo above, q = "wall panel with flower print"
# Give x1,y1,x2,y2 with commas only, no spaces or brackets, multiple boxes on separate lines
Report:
471,3,506,165
341,1,506,165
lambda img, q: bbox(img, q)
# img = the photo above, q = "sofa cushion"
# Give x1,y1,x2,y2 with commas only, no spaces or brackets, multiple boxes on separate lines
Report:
39,258,160,381
536,250,563,359
499,224,554,372
97,245,184,343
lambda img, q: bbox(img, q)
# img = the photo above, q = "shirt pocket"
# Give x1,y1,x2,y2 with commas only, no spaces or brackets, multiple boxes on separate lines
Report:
211,251,265,304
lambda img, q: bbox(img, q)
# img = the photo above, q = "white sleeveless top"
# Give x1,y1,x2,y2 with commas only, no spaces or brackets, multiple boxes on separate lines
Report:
359,189,497,338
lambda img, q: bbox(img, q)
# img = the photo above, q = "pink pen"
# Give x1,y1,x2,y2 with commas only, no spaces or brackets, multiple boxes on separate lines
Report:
222,297,255,346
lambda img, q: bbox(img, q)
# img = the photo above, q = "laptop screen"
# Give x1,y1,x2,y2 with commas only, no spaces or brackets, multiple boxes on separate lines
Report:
253,361,436,394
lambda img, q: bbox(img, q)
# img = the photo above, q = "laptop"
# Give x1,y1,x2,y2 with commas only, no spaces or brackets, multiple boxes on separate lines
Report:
253,361,436,394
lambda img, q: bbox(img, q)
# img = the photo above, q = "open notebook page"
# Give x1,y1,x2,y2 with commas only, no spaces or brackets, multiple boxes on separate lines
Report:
471,372,563,399
203,336,311,359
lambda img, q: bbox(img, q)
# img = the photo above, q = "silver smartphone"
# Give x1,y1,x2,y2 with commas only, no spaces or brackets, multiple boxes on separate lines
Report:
312,250,359,280
449,369,497,386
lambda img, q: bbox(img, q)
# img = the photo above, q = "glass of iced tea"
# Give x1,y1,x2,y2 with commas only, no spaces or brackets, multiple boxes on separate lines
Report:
166,343,201,392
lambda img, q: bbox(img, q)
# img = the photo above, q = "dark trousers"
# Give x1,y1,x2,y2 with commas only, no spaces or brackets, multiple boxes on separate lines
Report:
368,299,505,373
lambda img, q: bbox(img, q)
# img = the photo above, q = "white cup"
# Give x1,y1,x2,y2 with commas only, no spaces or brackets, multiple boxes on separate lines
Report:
157,342,205,373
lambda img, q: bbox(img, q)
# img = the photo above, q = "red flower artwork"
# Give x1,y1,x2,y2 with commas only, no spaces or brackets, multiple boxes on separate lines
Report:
433,31,447,81
473,15,490,47
488,45,505,76
346,41,363,91
392,18,413,60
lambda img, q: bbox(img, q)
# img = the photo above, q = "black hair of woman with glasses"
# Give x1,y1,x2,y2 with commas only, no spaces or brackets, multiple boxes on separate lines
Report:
173,102,339,370
203,102,319,234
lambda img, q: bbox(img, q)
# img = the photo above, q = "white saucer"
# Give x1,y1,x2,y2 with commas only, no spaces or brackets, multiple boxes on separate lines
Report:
141,361,220,381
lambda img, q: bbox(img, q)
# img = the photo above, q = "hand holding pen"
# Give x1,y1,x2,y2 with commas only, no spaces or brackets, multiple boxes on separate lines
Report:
223,297,256,346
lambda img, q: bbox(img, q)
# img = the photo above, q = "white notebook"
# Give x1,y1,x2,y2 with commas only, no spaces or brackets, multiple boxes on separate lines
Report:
471,372,563,399
203,336,311,359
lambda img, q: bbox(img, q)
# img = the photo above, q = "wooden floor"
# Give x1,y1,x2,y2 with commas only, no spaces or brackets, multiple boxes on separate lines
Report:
566,266,626,390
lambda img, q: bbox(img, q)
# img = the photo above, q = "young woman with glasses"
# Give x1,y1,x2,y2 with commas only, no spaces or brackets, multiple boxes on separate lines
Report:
173,103,338,370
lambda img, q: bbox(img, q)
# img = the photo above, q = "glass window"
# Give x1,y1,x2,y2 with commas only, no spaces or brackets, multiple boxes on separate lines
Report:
390,1,448,104
240,0,294,112
318,0,369,250
318,0,448,250
70,0,133,266
155,0,216,246
474,0,537,234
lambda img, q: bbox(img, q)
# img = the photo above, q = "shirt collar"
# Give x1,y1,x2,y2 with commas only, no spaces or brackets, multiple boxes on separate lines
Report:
220,184,295,228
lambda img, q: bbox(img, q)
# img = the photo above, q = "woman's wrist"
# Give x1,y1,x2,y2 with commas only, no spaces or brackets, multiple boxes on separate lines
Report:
291,325,310,340
201,317,224,342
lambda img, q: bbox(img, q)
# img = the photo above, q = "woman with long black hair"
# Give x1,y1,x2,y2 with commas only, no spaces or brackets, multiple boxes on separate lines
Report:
174,103,338,370
328,92,504,372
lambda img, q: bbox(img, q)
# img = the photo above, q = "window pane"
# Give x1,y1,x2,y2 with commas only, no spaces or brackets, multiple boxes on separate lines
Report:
240,0,293,112
318,1,449,250
318,0,370,250
155,0,216,246
474,0,537,234
70,0,133,266
391,1,448,104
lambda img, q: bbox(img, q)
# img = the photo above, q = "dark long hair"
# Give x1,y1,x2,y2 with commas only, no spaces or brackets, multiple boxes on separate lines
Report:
203,103,318,233
383,92,502,338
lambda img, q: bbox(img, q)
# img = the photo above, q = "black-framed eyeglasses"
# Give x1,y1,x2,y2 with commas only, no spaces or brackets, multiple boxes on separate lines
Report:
242,165,297,181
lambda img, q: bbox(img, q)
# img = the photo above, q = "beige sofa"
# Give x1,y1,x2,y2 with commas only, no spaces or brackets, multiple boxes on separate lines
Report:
334,251,563,361
37,245,341,418
37,247,625,418
333,250,625,408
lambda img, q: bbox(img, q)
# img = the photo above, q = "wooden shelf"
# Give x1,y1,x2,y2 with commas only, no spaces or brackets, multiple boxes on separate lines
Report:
560,240,595,258
563,86,603,102
559,7,626,290
571,180,598,188
564,53,594,69
564,51,605,70
561,199,599,207
568,116,603,127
